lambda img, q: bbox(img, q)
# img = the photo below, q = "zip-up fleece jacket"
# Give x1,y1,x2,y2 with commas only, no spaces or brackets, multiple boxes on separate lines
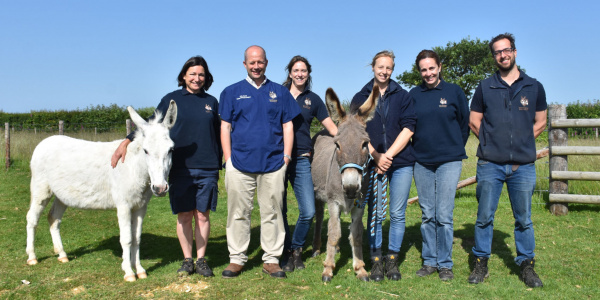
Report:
350,79,416,168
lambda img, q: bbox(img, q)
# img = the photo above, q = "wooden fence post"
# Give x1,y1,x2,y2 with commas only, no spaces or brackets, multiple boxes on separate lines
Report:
126,119,131,136
59,120,64,135
5,123,9,170
549,104,569,215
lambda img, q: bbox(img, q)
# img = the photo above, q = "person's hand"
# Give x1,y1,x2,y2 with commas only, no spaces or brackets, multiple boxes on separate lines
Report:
111,139,131,168
375,152,393,173
284,156,291,166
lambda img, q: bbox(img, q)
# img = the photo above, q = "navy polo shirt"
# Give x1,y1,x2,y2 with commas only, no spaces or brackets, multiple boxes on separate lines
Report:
219,78,300,173
128,88,222,170
409,80,469,164
290,88,329,156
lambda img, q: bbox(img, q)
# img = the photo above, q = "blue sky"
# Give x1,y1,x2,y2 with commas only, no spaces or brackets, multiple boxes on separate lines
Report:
1,0,598,113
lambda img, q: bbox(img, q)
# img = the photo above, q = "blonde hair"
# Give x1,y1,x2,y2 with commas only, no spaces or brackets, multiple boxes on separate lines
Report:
371,50,395,69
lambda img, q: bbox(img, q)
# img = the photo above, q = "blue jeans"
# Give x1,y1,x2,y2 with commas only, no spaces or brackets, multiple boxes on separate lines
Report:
472,159,537,265
414,161,462,269
282,156,315,251
367,165,413,254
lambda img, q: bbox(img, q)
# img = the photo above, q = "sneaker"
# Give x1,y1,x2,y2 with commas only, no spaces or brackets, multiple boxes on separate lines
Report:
222,263,243,278
292,248,305,270
468,257,489,284
384,254,401,281
177,258,194,276
520,259,543,288
416,265,437,277
195,257,214,277
263,263,286,278
281,249,295,272
369,256,384,282
439,268,454,281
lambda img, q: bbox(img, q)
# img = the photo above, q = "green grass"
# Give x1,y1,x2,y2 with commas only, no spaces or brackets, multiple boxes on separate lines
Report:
1,132,599,299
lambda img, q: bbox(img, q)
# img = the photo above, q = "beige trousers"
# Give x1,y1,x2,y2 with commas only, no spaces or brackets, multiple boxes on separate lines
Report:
224,159,287,265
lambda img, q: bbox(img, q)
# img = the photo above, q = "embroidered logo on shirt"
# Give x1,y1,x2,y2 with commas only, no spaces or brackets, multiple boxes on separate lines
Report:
236,95,251,100
205,104,212,113
519,96,529,110
439,98,447,107
303,97,311,109
269,91,278,102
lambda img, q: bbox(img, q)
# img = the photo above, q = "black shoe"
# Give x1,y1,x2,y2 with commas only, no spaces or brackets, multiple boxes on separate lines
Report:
416,265,437,277
520,259,543,288
281,249,295,272
384,254,401,281
468,257,489,284
439,268,454,281
177,258,194,276
292,248,305,270
369,256,384,282
195,257,214,277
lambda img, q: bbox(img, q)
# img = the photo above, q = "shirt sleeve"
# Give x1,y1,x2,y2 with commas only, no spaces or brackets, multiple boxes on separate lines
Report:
398,92,417,132
219,87,233,122
536,81,548,111
281,88,301,123
312,94,330,121
456,86,470,146
470,84,484,113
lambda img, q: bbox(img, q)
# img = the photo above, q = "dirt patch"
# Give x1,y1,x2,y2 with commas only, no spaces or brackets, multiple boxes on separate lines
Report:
139,280,209,298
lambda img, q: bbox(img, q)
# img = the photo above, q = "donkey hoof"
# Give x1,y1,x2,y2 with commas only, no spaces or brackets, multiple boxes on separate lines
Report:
124,275,137,282
27,259,38,265
57,257,69,263
322,275,332,282
358,275,369,282
137,272,147,279
312,250,321,258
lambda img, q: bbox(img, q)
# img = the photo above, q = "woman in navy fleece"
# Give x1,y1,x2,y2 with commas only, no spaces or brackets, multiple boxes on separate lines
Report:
350,50,416,282
111,56,222,278
409,50,469,281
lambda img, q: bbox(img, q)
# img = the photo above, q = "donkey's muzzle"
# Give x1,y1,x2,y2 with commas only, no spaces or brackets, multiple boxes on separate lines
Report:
151,183,170,197
341,168,362,199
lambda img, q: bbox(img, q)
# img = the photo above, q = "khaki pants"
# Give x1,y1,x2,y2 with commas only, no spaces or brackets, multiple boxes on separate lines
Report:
224,159,287,265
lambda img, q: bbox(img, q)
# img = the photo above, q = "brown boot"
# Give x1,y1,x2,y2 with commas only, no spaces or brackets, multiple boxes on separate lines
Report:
222,263,243,278
263,263,286,278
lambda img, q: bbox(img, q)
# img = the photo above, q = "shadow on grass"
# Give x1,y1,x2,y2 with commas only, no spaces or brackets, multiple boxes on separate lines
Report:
455,223,520,276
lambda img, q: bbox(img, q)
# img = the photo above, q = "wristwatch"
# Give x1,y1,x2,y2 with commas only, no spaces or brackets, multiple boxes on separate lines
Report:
283,154,292,161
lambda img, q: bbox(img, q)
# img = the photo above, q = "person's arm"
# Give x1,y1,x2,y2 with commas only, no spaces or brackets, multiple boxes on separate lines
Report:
384,127,414,159
320,117,338,136
221,120,232,163
283,120,294,165
534,110,547,138
111,138,131,168
469,111,483,138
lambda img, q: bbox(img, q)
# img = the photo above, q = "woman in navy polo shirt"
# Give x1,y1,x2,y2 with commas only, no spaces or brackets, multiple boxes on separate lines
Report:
350,50,416,282
409,50,469,281
279,55,337,272
111,56,221,278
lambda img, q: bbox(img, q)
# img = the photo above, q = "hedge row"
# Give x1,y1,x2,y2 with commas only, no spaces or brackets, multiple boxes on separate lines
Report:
565,100,600,138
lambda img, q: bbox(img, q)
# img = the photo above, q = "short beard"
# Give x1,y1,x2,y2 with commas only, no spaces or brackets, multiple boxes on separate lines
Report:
496,58,516,72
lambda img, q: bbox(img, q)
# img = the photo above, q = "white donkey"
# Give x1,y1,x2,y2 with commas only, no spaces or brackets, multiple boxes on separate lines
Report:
26,101,177,282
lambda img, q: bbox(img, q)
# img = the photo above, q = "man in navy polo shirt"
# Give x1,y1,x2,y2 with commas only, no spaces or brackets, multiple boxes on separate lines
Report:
219,45,300,279
468,33,547,288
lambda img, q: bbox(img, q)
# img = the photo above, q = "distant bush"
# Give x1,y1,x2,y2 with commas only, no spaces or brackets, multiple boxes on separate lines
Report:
566,100,600,138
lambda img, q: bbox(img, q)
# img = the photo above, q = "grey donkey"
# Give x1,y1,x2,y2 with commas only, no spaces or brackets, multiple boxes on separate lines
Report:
311,86,379,282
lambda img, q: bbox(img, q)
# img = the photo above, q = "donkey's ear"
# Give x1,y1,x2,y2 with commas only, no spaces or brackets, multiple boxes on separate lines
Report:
162,100,178,130
325,88,346,123
357,85,379,124
127,106,148,131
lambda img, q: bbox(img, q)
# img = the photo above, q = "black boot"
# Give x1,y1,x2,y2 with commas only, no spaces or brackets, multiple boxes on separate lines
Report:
520,259,543,288
369,256,384,282
292,248,305,270
384,253,401,281
281,249,294,272
468,257,489,284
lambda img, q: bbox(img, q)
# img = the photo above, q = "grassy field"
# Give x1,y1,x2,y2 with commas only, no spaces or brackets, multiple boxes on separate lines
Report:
1,131,599,299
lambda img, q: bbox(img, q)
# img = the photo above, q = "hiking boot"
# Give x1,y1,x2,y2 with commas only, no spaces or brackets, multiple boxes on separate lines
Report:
293,248,305,270
520,259,543,288
263,263,286,278
439,268,454,281
281,249,295,272
416,265,437,277
222,263,243,278
195,257,214,277
384,254,401,281
468,257,489,284
369,256,384,282
177,258,194,276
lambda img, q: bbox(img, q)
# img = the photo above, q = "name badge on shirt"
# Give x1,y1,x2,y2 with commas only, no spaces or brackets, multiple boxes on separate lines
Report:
439,98,447,108
236,95,251,100
519,96,529,111
269,91,278,102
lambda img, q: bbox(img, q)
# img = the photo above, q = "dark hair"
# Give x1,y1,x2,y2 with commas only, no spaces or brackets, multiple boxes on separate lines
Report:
415,49,441,68
489,33,516,55
283,55,312,90
177,56,213,91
